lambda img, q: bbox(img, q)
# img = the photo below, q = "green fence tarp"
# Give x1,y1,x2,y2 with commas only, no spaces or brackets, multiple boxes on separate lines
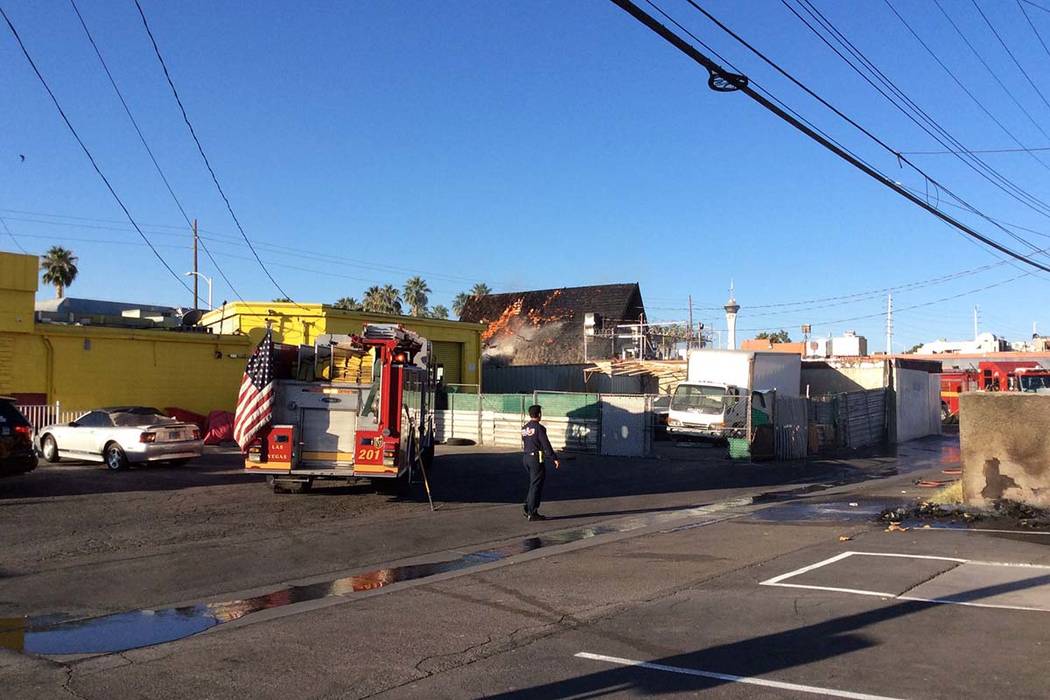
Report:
532,392,600,420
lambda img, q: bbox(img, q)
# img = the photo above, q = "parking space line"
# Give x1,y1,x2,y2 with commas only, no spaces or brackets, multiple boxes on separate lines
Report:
760,551,1050,613
760,551,856,586
575,652,908,700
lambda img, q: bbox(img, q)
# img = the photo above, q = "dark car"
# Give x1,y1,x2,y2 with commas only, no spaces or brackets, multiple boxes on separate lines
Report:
0,397,37,477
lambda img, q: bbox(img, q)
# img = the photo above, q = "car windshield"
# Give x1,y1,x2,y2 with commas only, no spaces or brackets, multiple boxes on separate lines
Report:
111,412,174,427
1020,375,1050,392
670,385,726,413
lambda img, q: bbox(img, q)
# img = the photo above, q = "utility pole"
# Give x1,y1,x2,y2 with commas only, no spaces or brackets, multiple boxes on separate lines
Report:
973,305,979,340
886,292,893,355
688,294,694,352
192,218,199,311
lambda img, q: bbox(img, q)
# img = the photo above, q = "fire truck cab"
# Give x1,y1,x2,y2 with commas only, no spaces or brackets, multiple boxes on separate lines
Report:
244,324,435,494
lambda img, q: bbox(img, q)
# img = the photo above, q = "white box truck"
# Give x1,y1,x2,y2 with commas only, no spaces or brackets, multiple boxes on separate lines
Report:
667,350,801,439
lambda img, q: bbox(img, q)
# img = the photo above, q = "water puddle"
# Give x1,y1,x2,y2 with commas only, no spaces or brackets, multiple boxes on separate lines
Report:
745,500,891,522
0,503,744,656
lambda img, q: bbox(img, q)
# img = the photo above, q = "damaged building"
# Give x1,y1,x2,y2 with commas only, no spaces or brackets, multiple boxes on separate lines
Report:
460,282,647,380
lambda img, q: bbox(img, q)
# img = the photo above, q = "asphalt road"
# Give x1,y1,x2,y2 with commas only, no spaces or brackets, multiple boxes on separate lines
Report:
7,435,1046,698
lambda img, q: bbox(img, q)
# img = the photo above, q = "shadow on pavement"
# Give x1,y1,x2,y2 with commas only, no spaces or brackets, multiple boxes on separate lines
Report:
487,573,1050,698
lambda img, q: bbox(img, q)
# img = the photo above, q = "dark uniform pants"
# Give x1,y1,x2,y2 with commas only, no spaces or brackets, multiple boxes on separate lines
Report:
523,452,546,515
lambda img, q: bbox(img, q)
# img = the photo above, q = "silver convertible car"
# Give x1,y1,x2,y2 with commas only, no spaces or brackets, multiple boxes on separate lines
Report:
36,406,204,470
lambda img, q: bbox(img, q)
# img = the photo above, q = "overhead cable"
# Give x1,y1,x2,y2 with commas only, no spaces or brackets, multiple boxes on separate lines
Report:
0,216,28,254
610,0,1050,272
131,0,300,305
783,0,1050,236
970,0,1050,114
0,5,193,294
67,0,246,303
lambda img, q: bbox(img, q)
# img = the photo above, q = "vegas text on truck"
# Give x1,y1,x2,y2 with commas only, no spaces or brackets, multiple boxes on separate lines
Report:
667,349,801,439
243,324,436,494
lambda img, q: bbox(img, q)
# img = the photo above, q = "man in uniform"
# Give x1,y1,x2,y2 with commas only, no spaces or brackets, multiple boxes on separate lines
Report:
521,404,559,521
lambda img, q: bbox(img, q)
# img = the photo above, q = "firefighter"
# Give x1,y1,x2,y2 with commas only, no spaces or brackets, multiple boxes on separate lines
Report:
521,404,559,521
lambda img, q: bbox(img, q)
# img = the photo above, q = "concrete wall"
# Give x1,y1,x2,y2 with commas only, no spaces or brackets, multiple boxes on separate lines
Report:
960,393,1050,508
801,364,886,395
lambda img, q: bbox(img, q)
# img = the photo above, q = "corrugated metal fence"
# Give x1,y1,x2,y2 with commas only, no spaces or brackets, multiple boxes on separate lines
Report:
809,389,887,450
435,391,647,455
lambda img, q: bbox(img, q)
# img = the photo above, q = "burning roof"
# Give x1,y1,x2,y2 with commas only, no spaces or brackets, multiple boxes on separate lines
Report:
460,283,645,366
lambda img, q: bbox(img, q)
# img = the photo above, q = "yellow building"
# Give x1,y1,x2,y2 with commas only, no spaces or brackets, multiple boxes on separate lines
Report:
2,252,249,415
1,251,483,415
200,302,484,388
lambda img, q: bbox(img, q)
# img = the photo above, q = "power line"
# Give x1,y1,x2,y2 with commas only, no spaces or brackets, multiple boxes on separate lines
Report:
1017,0,1050,63
651,0,1050,271
928,0,1050,152
0,211,505,288
785,0,1050,231
131,0,298,305
1022,0,1050,14
0,216,28,254
970,0,1050,114
67,0,246,304
0,5,193,295
900,145,1050,155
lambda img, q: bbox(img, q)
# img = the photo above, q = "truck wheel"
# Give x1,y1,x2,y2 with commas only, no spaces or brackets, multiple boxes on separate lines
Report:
941,403,950,422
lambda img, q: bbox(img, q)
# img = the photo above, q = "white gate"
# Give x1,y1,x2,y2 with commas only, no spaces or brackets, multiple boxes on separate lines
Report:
19,403,82,430
600,395,650,457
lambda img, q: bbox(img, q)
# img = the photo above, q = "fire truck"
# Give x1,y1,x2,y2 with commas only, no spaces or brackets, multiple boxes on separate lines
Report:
243,324,436,494
939,360,1050,419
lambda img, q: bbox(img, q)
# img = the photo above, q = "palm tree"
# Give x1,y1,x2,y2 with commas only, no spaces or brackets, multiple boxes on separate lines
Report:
452,292,471,319
470,282,491,298
333,297,362,311
430,305,449,320
403,276,431,317
363,285,402,315
40,246,78,299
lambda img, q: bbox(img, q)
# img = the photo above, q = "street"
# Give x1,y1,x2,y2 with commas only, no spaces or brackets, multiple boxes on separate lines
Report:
6,436,1047,698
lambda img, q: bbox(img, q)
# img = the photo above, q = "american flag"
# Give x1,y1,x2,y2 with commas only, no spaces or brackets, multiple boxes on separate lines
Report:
233,329,275,450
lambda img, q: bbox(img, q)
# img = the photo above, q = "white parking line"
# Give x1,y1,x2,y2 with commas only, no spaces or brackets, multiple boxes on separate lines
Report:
760,551,1050,613
575,652,908,700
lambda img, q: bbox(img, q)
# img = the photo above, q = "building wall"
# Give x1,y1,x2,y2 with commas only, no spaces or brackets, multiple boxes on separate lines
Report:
0,252,37,334
961,393,1050,508
2,326,249,415
801,363,887,395
200,302,484,388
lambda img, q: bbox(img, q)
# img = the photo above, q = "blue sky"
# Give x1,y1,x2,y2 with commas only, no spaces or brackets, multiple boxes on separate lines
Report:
3,0,1050,350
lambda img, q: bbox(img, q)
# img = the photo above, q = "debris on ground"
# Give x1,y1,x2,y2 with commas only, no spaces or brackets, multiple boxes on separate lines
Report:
838,535,852,542
877,497,1050,531
915,478,957,488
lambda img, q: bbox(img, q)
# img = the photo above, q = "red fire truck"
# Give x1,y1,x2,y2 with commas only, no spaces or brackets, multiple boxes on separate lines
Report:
243,324,436,494
940,360,1050,419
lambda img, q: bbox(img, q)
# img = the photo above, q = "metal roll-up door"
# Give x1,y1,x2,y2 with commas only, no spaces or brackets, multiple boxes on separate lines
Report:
431,341,462,385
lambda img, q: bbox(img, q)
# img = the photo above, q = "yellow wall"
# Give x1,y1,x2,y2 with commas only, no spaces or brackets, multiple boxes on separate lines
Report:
2,326,250,414
200,302,484,387
0,252,38,334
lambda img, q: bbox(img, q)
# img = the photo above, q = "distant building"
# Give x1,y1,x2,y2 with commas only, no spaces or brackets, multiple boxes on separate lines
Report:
804,330,868,358
35,297,183,329
915,332,1009,355
459,283,646,366
740,339,805,354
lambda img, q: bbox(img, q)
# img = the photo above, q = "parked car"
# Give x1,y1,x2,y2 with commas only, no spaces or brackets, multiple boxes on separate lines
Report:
0,397,37,478
36,406,203,471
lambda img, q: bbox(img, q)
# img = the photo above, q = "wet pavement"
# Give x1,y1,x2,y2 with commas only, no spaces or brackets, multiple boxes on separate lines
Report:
1,436,965,658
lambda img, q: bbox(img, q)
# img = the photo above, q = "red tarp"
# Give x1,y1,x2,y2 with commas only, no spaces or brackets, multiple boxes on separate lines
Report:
164,407,207,433
204,411,235,445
